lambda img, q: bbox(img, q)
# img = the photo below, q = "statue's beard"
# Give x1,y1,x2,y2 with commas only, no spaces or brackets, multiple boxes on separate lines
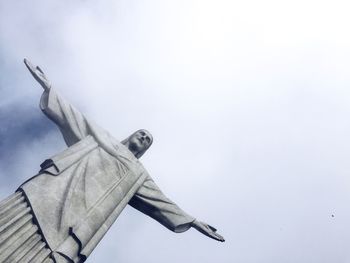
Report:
129,141,141,152
127,139,146,158
123,134,150,159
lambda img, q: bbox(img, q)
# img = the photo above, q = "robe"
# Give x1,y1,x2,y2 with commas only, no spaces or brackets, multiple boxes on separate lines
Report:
19,88,195,262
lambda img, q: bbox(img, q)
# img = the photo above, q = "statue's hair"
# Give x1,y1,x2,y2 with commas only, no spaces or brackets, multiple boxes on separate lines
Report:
121,129,153,159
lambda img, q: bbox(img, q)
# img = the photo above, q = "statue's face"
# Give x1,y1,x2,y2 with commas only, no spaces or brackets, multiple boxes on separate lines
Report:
127,129,153,157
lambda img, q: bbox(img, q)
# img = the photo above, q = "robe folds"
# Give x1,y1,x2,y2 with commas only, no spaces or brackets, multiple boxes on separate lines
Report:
19,88,195,262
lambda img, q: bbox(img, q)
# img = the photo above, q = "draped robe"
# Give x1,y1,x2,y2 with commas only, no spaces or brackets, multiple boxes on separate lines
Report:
19,88,195,262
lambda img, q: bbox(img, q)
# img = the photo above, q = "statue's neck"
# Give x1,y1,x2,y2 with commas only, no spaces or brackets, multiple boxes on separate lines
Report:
123,141,139,159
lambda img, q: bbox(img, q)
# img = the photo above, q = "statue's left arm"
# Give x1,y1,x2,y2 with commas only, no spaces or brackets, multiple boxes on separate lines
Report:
129,176,225,242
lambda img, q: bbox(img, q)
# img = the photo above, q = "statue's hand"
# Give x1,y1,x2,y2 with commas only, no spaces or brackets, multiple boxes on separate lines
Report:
191,219,225,242
24,58,51,91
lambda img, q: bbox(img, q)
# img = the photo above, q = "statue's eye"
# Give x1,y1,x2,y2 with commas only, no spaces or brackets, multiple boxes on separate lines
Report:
146,137,151,143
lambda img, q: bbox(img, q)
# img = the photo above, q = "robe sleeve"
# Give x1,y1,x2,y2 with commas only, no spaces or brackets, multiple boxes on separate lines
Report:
40,88,92,146
129,175,195,233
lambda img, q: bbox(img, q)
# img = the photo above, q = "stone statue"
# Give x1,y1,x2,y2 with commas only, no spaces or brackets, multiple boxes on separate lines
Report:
0,59,224,263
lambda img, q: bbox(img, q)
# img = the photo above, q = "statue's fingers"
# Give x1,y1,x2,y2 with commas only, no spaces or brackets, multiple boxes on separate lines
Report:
207,224,217,232
23,58,30,66
213,232,225,242
208,232,220,241
36,66,44,74
23,59,50,90
24,58,36,74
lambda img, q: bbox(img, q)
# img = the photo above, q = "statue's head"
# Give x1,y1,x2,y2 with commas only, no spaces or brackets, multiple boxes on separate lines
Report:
122,129,153,158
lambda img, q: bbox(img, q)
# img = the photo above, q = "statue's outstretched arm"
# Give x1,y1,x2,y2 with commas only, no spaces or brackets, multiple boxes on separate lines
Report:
24,58,93,146
129,176,225,242
129,175,195,233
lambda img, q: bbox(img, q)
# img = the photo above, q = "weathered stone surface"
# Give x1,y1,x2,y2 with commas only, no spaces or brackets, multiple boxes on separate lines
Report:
0,192,52,263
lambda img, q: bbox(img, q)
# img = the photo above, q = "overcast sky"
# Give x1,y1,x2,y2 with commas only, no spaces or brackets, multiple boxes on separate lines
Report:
1,1,350,262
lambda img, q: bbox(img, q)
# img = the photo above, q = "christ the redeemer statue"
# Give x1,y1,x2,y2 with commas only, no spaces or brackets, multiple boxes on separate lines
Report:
0,59,224,263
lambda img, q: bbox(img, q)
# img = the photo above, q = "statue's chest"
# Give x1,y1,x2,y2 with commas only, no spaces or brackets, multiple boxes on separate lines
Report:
81,147,142,205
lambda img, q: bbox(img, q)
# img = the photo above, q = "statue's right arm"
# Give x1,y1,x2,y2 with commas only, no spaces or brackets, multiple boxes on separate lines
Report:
24,59,91,146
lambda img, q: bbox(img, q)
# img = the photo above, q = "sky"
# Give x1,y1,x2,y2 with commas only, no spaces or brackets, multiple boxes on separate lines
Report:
1,0,350,262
